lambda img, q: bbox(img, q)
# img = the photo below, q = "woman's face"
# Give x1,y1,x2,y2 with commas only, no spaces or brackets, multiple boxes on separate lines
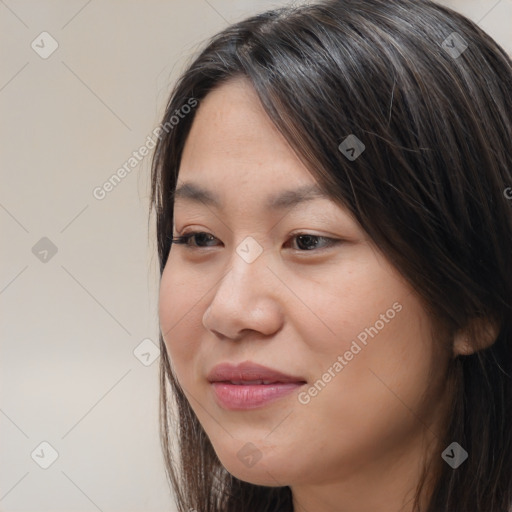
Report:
159,78,452,492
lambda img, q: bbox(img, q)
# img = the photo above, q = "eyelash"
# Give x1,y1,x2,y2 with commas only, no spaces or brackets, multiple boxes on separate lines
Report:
169,231,342,252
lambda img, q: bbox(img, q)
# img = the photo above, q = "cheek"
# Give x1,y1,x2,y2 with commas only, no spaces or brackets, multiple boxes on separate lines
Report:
299,260,409,360
311,294,437,434
158,260,206,374
302,260,438,427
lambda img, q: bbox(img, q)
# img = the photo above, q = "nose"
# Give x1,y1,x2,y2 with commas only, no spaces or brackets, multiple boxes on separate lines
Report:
202,249,284,341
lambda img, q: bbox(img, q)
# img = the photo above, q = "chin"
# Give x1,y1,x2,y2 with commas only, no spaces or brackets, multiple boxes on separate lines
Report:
214,446,296,486
224,464,287,487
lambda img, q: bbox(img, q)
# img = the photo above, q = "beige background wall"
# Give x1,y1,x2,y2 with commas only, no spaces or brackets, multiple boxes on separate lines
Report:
1,1,510,511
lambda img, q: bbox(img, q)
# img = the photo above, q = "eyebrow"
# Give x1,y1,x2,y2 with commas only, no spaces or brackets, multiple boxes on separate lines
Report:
173,181,330,211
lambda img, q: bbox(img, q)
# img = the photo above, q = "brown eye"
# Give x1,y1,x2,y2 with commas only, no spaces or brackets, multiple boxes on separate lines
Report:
170,232,220,248
287,234,340,251
170,231,341,252
293,234,324,251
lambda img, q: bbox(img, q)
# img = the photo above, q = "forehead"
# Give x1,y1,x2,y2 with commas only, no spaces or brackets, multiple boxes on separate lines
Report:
177,77,324,208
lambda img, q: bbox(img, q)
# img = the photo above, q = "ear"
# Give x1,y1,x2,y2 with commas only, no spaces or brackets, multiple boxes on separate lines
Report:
453,315,500,356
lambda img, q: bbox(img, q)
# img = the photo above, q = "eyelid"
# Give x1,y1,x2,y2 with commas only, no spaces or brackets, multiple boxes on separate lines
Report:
169,230,342,251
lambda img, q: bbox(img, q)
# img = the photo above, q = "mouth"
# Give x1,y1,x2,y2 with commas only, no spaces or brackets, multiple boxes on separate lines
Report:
222,380,292,385
207,361,307,410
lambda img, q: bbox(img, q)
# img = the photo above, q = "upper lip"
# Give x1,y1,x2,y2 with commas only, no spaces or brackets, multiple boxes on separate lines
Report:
207,361,306,383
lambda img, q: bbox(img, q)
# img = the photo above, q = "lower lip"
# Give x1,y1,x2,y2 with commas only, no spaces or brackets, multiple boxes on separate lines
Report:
210,382,305,410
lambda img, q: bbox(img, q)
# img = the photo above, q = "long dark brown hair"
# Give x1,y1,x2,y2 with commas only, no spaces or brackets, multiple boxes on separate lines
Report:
150,1,512,510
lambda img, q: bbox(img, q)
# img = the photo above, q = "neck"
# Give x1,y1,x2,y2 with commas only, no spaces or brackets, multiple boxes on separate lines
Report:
291,415,446,512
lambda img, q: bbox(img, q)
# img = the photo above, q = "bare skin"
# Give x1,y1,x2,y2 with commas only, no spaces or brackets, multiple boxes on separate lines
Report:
158,77,467,512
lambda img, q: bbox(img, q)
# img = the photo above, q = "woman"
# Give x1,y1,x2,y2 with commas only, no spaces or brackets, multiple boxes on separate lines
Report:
150,1,512,510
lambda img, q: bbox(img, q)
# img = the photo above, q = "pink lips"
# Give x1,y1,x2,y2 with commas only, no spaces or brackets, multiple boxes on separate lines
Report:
207,361,307,410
